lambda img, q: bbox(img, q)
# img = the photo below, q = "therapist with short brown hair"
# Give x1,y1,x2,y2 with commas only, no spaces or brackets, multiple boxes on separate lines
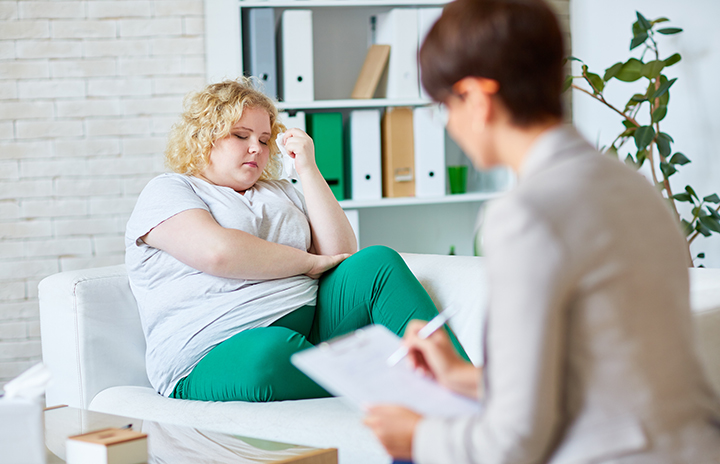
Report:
364,0,720,462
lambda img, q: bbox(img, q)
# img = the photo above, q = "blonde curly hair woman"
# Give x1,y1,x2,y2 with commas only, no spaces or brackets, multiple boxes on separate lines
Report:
124,78,469,403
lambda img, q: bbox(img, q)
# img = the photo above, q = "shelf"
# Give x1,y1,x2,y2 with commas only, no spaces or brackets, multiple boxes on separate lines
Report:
339,191,503,209
238,1,449,7
277,98,432,110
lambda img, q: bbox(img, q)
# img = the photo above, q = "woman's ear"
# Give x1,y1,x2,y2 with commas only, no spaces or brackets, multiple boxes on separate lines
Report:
453,77,499,135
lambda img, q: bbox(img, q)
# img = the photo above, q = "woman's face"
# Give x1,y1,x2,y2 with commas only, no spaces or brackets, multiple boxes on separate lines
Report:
199,106,272,193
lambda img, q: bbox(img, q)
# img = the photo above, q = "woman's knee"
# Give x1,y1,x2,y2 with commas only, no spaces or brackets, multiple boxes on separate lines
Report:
347,245,405,268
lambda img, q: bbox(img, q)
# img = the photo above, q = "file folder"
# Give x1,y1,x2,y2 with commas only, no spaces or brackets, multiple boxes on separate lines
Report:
278,111,306,193
374,8,419,99
417,8,443,100
242,8,277,99
307,112,345,201
381,107,415,198
348,109,382,201
279,10,314,102
413,106,446,197
351,45,391,99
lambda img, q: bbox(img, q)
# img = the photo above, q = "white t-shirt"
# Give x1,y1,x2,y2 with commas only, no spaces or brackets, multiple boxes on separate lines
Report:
125,174,318,396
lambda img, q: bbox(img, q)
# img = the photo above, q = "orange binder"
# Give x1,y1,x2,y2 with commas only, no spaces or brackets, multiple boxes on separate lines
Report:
381,107,415,198
351,45,391,99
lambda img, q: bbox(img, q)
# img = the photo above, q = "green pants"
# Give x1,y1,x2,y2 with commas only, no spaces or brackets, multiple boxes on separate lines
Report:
171,246,468,402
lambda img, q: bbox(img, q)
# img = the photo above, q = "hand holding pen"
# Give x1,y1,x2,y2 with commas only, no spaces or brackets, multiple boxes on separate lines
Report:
387,306,460,366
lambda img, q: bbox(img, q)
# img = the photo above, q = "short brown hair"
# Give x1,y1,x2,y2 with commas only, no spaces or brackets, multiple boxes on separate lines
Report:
420,0,564,126
165,77,285,179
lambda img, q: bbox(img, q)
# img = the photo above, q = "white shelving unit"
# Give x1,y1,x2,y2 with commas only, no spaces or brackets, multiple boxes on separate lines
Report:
204,0,512,255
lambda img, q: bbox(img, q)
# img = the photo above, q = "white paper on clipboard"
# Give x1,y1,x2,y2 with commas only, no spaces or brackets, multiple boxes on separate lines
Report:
291,325,482,417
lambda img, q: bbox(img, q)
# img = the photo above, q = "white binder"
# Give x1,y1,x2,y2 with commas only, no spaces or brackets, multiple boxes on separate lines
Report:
279,111,306,132
278,111,306,194
279,10,314,102
242,8,277,99
349,109,382,201
417,7,443,100
374,8,419,99
413,106,446,197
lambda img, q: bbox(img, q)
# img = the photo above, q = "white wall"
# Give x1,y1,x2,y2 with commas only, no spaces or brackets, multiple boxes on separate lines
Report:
571,0,720,267
0,0,205,385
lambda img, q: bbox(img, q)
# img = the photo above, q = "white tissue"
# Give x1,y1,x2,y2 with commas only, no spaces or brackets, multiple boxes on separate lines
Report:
277,132,299,181
3,363,51,400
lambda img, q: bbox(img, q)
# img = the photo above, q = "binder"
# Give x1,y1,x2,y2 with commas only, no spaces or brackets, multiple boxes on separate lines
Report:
413,106,446,197
278,111,306,193
279,10,314,102
242,8,277,99
278,111,306,132
351,45,391,99
373,8,419,99
306,112,345,201
417,8,443,100
381,107,415,198
348,109,382,201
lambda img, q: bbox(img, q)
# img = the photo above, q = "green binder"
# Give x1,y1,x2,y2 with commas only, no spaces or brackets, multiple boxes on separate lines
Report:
306,112,345,201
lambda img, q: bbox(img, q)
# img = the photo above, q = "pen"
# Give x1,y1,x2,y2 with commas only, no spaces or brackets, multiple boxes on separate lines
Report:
386,306,459,366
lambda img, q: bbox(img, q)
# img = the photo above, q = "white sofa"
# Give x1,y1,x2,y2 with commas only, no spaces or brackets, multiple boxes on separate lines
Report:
38,254,720,464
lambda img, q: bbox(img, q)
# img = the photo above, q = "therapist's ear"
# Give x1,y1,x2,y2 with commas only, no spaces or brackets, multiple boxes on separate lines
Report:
453,77,499,135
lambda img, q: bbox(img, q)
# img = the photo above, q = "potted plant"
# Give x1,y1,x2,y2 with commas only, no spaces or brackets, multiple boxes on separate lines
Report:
565,12,720,266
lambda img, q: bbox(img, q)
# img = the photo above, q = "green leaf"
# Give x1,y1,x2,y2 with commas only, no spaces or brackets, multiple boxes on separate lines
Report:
562,75,573,92
660,161,677,178
693,206,708,218
642,60,666,79
622,120,638,129
697,252,706,259
616,58,644,82
649,77,677,101
686,185,698,200
634,125,655,150
669,152,690,165
636,149,647,167
696,220,712,237
703,194,720,204
630,93,647,103
652,105,667,123
630,33,648,50
673,193,693,202
624,154,636,167
699,216,720,233
620,126,637,137
652,17,670,25
707,206,720,220
586,72,604,93
567,56,584,63
664,53,682,67
681,219,694,236
603,62,624,82
658,27,683,35
636,12,652,31
656,132,673,158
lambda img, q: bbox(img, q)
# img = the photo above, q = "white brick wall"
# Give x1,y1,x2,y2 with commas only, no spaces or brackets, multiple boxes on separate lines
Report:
0,0,205,386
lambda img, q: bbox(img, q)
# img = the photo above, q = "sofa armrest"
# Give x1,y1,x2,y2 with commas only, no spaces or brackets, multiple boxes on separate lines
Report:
39,265,152,409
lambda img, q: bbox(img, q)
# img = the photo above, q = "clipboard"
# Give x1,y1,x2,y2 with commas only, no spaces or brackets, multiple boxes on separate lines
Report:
291,325,481,417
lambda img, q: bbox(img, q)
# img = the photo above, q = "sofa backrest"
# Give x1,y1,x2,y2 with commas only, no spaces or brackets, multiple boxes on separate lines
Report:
38,257,720,409
39,264,152,408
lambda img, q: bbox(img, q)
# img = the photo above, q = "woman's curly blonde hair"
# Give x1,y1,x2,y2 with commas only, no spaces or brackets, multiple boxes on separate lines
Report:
165,77,285,180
